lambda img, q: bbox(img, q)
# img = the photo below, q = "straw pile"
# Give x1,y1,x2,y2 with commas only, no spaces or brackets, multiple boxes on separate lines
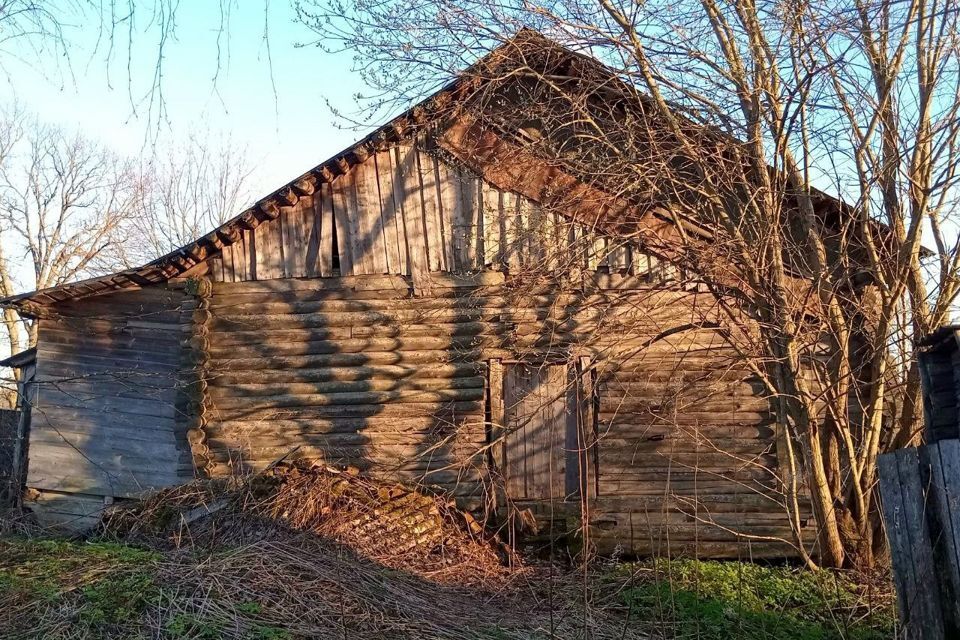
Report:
1,464,650,639
100,461,508,585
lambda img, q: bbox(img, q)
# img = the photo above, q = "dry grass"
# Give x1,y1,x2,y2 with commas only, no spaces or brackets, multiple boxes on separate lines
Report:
99,461,511,586
0,461,648,638
2,465,894,638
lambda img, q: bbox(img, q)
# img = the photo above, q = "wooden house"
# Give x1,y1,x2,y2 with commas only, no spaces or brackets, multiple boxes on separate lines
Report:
1,32,825,557
916,326,960,443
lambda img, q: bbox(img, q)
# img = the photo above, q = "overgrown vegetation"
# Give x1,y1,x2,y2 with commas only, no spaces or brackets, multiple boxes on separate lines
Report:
0,535,898,639
607,559,896,640
0,538,162,637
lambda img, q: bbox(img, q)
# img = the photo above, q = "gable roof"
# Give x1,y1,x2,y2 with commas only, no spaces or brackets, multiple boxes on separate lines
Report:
0,30,886,314
1,34,534,315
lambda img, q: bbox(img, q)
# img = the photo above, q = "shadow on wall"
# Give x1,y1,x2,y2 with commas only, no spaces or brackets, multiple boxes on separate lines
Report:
17,289,193,530
199,284,491,509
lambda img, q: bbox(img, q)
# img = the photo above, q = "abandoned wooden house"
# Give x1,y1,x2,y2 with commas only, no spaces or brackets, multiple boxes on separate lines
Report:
1,31,837,558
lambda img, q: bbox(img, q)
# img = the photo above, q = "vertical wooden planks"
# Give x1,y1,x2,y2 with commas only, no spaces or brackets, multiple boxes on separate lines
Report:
208,255,225,283
504,365,528,498
253,214,284,280
195,145,694,284
578,356,598,500
632,244,651,277
504,363,572,501
374,150,404,275
331,175,355,276
546,364,568,499
232,242,244,282
927,440,960,626
394,144,431,293
318,183,335,277
568,223,587,277
276,213,290,278
222,245,237,283
288,198,313,278
305,192,323,277
340,165,370,274
279,206,297,278
878,448,947,640
354,158,389,274
384,150,410,276
417,148,445,272
435,158,460,272
519,198,544,269
243,229,256,280
489,359,505,477
503,192,522,271
248,228,260,281
482,182,502,268
609,241,629,273
345,169,372,275
583,227,601,271
456,171,482,270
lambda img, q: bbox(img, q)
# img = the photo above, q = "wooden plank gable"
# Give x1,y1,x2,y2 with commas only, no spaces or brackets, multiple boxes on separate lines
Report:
204,140,667,286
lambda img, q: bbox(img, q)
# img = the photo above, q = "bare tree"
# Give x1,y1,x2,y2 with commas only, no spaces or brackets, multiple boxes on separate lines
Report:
0,104,25,407
129,135,254,264
0,1,75,72
297,0,960,569
0,2,269,136
0,118,253,401
0,114,141,391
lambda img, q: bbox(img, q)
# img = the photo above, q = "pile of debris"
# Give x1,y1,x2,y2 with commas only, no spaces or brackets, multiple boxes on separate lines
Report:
2,464,654,639
100,462,508,585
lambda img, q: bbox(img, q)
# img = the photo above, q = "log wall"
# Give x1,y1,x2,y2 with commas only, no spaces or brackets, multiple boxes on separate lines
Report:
588,329,812,557
21,139,811,555
200,273,810,557
25,287,193,528
22,273,811,555
201,274,497,501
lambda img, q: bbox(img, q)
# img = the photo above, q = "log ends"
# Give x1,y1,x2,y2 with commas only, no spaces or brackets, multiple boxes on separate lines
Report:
178,277,215,477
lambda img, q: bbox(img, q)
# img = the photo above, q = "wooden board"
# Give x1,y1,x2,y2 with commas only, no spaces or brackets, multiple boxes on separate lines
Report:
878,448,947,640
374,150,405,275
395,144,430,292
26,287,191,500
199,143,660,284
503,363,574,501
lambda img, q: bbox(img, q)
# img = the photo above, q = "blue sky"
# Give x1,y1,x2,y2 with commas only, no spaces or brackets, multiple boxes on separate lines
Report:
0,2,372,198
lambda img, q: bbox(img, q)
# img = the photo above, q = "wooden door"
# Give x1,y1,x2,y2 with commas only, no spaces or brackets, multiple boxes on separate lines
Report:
503,363,581,501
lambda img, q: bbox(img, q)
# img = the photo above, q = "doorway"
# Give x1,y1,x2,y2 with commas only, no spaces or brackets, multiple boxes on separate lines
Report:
500,362,587,501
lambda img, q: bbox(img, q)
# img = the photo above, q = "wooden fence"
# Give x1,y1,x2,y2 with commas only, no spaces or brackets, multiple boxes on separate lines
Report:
878,440,960,639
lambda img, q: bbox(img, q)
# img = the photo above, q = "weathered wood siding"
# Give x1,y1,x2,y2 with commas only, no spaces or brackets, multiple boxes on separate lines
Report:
20,139,809,555
26,287,192,526
206,145,670,283
589,329,810,557
199,273,806,556
918,332,960,443
201,275,494,499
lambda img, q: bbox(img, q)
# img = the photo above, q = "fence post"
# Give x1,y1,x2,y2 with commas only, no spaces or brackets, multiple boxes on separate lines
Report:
924,440,960,628
879,443,960,639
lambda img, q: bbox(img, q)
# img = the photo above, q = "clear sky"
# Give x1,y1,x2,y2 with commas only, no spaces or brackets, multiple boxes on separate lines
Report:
0,2,372,199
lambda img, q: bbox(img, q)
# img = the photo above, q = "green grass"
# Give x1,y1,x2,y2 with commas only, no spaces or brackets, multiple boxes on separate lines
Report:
0,536,898,639
611,559,896,640
0,537,298,639
0,537,163,637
